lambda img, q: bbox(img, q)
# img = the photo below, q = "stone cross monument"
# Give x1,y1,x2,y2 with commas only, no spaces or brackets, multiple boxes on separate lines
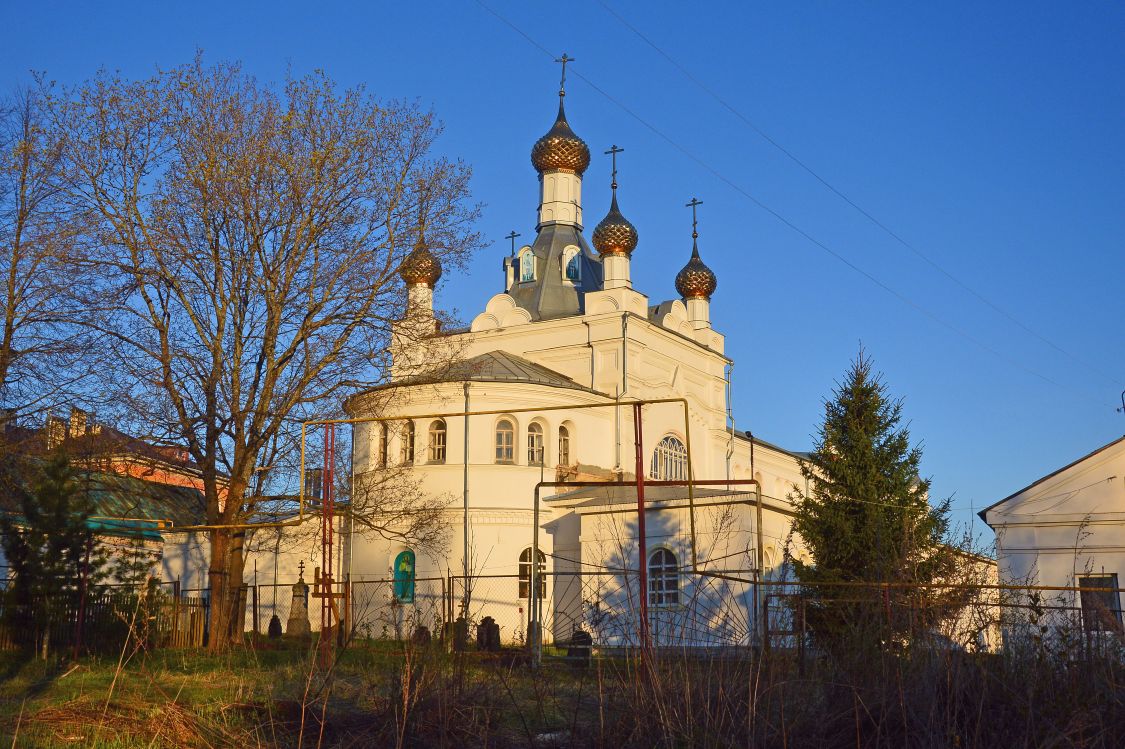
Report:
286,561,311,636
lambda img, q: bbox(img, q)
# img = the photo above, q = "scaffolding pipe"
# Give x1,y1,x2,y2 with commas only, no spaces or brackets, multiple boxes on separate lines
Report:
528,476,766,665
632,402,651,650
462,383,471,613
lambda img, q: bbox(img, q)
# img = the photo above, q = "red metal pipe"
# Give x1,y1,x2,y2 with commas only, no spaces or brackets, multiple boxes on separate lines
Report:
631,403,650,650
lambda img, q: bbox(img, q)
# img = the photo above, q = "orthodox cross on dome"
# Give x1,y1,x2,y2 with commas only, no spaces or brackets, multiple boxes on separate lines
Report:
605,144,623,192
685,197,703,241
297,560,305,581
555,53,574,98
505,230,521,256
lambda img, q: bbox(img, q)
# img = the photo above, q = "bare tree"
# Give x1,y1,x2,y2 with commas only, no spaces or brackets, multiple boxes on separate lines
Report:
0,86,90,421
48,58,480,647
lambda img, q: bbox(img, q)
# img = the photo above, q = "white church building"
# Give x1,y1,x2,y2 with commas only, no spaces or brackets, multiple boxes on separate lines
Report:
340,78,812,648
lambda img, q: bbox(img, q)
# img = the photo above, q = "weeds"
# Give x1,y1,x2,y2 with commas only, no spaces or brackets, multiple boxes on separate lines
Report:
0,625,1121,747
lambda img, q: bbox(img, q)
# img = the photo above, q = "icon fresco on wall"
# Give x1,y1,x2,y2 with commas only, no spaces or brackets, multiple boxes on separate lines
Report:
393,549,416,603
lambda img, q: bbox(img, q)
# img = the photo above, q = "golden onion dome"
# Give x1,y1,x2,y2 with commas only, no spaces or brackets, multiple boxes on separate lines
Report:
531,101,591,175
399,247,442,287
592,194,639,256
675,245,717,300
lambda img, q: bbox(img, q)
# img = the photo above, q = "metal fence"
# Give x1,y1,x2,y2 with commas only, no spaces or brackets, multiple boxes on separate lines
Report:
760,578,1125,656
246,578,447,640
449,571,756,649
0,581,207,655
5,571,1118,658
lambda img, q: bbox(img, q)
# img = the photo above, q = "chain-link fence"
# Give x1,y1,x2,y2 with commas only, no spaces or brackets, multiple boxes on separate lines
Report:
449,570,756,649
246,577,447,640
443,573,1124,656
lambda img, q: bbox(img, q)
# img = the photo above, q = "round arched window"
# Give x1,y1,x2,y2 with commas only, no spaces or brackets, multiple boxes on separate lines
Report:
519,547,547,599
648,548,680,606
428,419,446,463
649,435,688,480
527,422,544,465
558,425,571,466
495,419,515,463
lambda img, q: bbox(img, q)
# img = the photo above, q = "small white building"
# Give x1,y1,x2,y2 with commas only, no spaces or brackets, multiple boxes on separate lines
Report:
980,435,1125,635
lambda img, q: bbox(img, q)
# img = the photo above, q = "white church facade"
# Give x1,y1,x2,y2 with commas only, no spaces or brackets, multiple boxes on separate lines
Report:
340,78,812,647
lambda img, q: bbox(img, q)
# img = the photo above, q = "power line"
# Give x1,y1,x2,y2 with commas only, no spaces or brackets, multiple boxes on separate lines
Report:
472,0,1104,402
596,0,1120,389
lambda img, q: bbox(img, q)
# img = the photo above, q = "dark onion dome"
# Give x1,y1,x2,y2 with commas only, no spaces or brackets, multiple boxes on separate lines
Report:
530,101,591,175
591,194,639,256
399,247,442,287
675,245,717,300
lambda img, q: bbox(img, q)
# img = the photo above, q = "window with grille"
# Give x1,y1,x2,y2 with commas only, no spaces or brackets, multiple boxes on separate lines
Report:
527,422,544,465
1079,574,1123,632
378,423,388,467
495,419,515,463
649,435,688,480
400,421,415,465
649,548,680,607
428,419,446,463
519,547,547,599
558,425,571,465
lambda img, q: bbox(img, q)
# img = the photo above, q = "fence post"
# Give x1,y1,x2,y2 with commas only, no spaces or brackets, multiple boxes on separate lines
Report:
72,536,93,661
344,575,352,639
252,584,259,636
172,579,181,647
763,595,771,653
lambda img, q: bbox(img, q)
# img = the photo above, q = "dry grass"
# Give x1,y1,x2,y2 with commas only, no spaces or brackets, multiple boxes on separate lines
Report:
0,634,1122,748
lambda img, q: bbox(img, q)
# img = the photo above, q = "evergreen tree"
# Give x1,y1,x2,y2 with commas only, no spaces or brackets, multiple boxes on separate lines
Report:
790,352,963,654
0,451,97,656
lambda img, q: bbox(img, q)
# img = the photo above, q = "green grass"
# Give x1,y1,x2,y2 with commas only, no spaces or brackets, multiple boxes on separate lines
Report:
0,639,593,747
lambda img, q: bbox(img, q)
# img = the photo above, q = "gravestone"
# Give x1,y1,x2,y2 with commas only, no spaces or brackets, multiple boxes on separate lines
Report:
286,569,311,637
412,625,432,646
566,628,593,667
476,616,501,652
267,614,283,638
452,616,469,651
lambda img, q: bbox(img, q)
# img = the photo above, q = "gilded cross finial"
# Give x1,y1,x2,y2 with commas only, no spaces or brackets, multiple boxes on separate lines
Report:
505,230,521,257
555,53,574,98
686,197,703,240
605,145,623,192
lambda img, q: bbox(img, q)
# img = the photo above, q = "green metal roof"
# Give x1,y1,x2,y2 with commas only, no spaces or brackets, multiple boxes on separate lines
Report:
2,468,206,541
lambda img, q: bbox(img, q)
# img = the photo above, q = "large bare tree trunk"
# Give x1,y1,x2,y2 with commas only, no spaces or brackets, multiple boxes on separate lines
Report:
206,526,248,650
207,528,232,650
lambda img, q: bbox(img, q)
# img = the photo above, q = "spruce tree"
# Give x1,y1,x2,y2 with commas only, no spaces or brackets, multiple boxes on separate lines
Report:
790,352,962,654
0,451,97,657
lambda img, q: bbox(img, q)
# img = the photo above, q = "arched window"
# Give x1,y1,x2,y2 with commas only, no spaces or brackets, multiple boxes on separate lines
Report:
495,419,515,463
400,421,415,465
558,425,571,466
527,422,544,465
377,423,388,467
648,548,680,607
519,248,536,282
562,246,581,282
519,547,547,599
649,435,688,480
428,419,446,463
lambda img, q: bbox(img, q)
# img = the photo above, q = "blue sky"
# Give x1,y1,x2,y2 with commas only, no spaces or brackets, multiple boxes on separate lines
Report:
6,1,1123,537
